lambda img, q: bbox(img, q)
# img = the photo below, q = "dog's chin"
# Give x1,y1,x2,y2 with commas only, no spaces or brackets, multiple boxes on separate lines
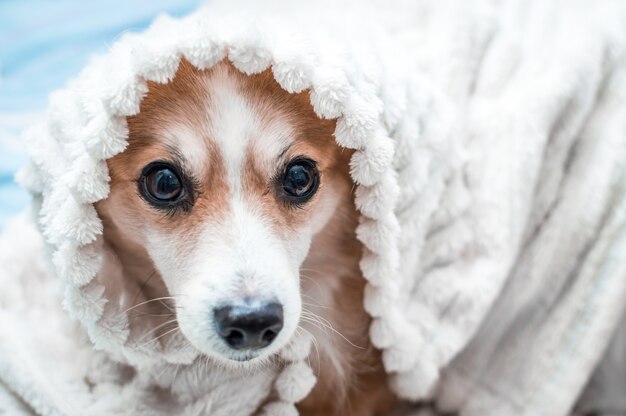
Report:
183,332,294,369
198,345,279,369
220,350,270,366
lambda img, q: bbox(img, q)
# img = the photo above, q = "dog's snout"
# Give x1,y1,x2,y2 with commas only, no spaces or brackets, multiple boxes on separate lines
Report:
214,301,284,350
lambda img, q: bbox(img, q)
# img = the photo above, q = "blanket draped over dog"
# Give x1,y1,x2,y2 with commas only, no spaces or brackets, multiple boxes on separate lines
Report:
1,0,625,415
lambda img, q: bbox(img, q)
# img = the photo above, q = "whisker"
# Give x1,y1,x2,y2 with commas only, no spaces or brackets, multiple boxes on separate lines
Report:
123,296,177,314
157,299,177,314
300,312,365,350
296,327,321,375
299,268,325,275
138,326,180,349
137,318,179,343
301,299,332,310
128,312,177,320
299,274,325,295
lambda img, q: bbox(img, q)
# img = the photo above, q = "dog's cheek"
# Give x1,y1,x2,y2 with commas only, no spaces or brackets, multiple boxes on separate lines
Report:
141,229,193,294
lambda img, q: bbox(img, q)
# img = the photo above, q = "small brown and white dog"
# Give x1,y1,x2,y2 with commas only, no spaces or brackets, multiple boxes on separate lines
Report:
95,60,396,415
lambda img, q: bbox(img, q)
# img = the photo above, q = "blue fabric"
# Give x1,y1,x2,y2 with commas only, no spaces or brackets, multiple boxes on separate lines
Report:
0,0,202,230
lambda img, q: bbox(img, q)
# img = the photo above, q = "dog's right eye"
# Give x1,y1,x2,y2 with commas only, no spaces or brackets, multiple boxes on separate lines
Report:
139,162,190,210
146,167,182,200
277,158,320,206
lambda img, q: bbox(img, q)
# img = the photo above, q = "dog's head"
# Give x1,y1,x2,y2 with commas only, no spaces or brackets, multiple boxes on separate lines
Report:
96,60,353,364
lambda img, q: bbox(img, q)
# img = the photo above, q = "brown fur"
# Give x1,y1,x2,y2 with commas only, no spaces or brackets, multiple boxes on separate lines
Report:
96,60,395,415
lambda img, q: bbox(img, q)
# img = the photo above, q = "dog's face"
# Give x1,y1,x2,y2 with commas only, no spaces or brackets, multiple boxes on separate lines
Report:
98,60,352,364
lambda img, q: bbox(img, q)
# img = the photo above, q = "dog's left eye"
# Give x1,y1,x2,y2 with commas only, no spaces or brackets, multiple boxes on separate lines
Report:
139,162,190,210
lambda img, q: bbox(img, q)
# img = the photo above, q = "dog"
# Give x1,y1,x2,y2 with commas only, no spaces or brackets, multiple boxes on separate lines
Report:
95,59,396,415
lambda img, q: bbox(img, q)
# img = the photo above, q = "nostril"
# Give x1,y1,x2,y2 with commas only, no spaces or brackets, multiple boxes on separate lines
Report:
260,328,278,345
224,328,246,349
214,301,284,351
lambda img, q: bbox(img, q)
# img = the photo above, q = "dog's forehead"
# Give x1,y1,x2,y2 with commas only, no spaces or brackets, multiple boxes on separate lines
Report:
157,64,294,177
126,59,339,196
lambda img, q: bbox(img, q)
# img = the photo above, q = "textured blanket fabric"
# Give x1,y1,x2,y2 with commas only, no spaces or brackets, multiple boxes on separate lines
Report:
0,0,625,415
0,0,203,230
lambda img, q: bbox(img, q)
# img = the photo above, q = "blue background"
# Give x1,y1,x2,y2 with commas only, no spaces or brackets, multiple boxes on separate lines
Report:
0,1,202,230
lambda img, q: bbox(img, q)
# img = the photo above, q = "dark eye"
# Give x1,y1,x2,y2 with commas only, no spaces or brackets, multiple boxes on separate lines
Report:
146,168,181,200
140,162,189,209
281,159,319,203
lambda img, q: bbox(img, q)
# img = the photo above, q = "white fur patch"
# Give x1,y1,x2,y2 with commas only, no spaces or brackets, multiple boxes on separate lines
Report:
203,66,294,191
163,125,210,175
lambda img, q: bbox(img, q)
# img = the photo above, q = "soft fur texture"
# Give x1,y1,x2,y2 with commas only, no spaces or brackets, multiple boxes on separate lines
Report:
1,0,626,415
99,59,393,415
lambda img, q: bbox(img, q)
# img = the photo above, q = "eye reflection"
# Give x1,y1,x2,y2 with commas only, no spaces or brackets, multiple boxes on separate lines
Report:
279,158,319,204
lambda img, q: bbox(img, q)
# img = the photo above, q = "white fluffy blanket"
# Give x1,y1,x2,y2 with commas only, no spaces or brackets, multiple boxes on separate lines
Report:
1,0,625,415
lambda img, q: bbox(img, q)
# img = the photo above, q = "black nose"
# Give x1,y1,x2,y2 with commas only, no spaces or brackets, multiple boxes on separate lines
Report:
214,302,284,350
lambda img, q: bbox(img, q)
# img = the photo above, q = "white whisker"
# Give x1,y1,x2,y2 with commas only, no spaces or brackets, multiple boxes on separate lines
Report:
123,296,177,314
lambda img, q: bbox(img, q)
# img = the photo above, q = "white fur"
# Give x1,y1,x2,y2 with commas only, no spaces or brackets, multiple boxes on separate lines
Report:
2,0,626,415
204,66,293,187
164,125,209,175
